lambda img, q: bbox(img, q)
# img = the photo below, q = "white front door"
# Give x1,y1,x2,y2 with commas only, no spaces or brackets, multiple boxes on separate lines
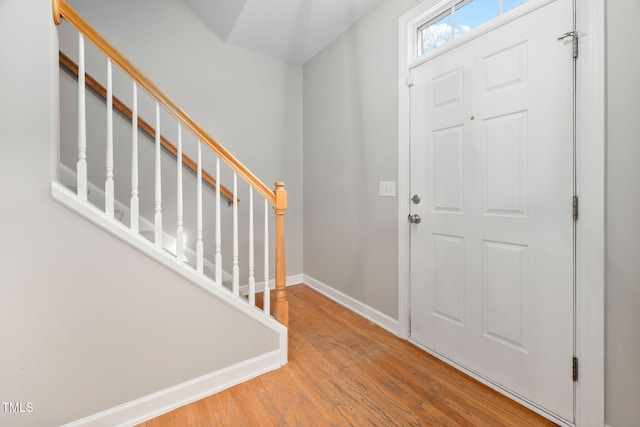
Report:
409,0,575,421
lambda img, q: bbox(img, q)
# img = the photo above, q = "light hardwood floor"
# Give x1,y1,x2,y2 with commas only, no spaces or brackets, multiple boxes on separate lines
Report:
138,284,556,426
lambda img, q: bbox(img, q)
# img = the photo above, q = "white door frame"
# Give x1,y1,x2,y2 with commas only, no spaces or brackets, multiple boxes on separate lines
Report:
396,0,605,425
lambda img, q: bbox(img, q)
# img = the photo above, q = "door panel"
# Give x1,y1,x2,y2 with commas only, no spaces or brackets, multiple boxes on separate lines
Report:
409,0,574,421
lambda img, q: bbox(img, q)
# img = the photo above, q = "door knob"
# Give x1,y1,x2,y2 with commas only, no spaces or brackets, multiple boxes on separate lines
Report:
408,214,421,224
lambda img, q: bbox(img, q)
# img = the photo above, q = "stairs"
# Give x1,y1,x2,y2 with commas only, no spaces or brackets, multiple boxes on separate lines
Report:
46,0,290,425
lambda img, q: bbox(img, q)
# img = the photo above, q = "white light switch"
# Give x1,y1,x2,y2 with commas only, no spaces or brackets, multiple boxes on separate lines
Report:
379,181,396,197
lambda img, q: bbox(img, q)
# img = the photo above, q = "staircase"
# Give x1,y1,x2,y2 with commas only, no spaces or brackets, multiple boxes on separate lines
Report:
52,0,289,324
49,0,289,424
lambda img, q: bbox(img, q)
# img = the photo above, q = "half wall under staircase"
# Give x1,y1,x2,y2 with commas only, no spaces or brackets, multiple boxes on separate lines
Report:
49,0,289,424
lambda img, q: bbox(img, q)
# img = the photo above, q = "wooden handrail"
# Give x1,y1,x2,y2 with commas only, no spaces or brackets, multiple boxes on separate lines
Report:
53,0,288,327
58,51,236,204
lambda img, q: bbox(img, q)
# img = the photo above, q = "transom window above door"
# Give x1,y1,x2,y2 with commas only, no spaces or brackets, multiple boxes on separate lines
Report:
417,0,528,56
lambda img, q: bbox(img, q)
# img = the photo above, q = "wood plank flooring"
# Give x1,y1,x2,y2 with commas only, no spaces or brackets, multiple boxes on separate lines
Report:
138,284,556,426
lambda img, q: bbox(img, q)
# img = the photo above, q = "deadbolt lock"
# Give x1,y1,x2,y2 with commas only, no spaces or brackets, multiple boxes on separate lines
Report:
412,194,421,204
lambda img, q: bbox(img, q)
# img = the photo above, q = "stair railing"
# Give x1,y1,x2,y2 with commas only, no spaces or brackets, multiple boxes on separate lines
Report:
52,0,288,326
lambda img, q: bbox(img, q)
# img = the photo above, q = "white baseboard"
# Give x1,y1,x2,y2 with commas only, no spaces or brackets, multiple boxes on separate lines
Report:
62,350,286,427
287,274,304,286
302,274,399,335
239,273,304,296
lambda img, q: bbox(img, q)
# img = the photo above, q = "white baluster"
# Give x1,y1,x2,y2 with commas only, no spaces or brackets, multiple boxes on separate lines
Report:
130,82,139,233
176,123,184,263
215,156,222,286
154,103,162,248
232,172,239,296
77,34,87,201
248,187,256,305
105,59,114,218
196,140,204,274
264,199,270,315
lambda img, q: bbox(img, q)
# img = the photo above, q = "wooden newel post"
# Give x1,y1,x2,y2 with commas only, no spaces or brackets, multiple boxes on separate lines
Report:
274,182,288,326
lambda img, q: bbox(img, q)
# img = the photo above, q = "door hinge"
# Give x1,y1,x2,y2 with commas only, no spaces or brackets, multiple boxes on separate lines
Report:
558,30,578,59
573,196,579,221
573,357,579,382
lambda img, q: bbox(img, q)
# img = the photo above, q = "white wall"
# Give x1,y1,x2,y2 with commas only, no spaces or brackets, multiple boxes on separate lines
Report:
303,0,423,318
606,1,640,426
64,0,304,282
0,1,280,425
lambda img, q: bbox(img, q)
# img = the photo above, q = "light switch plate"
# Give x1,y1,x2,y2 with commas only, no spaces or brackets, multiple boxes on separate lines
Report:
379,181,396,197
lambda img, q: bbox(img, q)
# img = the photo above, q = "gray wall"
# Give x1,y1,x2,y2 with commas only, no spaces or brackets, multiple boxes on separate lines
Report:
606,1,640,426
65,0,304,281
303,0,423,318
0,1,279,426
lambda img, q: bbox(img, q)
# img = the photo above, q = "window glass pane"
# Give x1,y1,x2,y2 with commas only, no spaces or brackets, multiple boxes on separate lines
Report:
416,0,529,58
503,0,528,13
419,12,453,55
454,0,499,37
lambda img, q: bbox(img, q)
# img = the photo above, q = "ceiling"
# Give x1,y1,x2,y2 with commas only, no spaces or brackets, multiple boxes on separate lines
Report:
182,0,385,64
